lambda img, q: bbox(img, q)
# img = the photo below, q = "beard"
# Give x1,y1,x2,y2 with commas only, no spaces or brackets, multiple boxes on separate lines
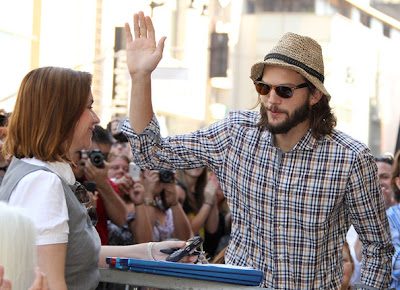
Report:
259,96,311,134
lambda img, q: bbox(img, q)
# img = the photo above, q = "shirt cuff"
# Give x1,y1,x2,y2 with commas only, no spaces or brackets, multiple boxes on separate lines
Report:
121,116,161,146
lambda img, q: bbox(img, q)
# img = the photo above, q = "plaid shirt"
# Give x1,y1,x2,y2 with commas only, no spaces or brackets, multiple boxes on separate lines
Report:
122,111,393,289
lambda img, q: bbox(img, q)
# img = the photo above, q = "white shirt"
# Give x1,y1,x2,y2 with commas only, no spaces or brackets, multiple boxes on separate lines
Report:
9,158,76,245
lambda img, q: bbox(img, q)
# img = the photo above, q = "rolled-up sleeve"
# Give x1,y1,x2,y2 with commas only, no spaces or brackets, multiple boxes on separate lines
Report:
347,151,394,288
121,114,231,173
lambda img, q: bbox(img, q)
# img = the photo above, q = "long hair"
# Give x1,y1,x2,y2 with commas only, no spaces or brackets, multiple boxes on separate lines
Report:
391,150,400,202
3,66,92,162
254,78,336,140
0,202,37,289
176,168,208,214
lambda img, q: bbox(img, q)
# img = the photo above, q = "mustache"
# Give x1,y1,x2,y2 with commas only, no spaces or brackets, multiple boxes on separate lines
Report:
261,103,287,115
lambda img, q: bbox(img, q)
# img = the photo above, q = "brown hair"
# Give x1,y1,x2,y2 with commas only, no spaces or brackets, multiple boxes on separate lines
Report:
3,67,92,162
254,77,336,140
391,150,400,202
176,168,208,214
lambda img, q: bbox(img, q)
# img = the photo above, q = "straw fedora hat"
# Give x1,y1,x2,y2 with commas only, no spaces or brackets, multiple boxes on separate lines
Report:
250,32,330,99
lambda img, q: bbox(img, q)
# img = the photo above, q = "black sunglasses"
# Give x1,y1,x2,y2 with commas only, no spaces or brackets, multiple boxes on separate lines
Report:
74,182,98,226
254,81,308,98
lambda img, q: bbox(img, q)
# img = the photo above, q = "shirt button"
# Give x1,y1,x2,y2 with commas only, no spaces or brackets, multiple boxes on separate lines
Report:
278,254,284,260
279,225,284,231
279,195,284,201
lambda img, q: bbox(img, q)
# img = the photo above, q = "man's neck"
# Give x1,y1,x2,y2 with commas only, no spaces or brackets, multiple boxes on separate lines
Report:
273,121,310,152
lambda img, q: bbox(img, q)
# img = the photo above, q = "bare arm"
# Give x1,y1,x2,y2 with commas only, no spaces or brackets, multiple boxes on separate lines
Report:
124,11,166,133
129,181,153,243
37,244,67,290
99,240,197,268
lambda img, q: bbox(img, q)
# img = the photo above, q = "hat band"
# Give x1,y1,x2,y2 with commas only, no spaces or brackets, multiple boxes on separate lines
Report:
264,53,324,83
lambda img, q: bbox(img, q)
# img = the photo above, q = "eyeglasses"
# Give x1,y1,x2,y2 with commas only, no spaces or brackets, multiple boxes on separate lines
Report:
74,182,98,226
375,155,394,165
254,81,308,98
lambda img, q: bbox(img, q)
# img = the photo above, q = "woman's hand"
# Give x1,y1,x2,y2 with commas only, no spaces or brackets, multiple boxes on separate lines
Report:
163,180,178,208
0,265,11,290
151,241,198,263
28,268,49,290
203,175,219,205
124,11,166,76
114,173,134,197
142,170,159,199
129,180,145,205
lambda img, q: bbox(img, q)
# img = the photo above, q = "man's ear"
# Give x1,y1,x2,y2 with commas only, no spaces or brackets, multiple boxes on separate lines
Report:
309,89,322,106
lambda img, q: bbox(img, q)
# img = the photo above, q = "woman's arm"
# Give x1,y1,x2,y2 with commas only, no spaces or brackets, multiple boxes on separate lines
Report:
99,240,197,268
37,244,67,290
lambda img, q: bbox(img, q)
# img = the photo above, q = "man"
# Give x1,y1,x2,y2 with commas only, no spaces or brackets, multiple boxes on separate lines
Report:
121,12,393,288
376,154,397,209
78,125,127,245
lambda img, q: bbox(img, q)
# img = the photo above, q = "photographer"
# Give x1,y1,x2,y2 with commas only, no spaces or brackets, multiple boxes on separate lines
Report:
142,170,193,242
82,125,127,245
107,153,153,245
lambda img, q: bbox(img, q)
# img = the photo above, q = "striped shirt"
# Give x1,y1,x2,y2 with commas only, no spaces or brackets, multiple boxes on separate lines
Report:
122,110,393,289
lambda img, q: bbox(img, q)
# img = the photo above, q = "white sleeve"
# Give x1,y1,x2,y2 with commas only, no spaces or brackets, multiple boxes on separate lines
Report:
9,170,69,245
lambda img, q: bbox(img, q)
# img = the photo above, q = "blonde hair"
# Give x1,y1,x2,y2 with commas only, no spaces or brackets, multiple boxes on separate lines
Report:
0,202,37,289
3,67,92,162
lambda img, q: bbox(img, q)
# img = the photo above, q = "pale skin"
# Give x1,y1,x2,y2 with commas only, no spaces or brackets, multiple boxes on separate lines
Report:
0,265,48,290
37,90,196,290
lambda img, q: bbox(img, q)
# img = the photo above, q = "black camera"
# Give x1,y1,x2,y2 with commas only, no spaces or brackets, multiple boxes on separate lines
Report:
88,149,104,168
159,170,174,183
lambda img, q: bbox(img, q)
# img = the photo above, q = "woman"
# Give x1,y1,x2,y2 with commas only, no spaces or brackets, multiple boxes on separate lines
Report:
107,152,153,244
141,170,193,242
176,168,219,239
0,67,195,290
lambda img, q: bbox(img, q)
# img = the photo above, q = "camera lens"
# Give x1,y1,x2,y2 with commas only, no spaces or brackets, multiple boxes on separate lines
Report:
89,149,104,168
159,170,174,183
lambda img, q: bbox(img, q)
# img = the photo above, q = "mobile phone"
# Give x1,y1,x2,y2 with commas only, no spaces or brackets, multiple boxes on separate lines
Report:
129,162,141,181
165,236,203,262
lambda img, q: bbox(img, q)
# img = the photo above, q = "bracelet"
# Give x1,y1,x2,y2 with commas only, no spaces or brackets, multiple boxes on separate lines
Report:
204,201,213,206
147,242,156,261
143,199,157,206
169,200,179,207
134,201,144,206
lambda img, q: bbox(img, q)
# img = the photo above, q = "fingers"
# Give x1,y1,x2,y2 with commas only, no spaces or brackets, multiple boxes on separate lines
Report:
0,279,11,290
124,22,133,43
29,267,49,290
156,36,167,56
133,13,140,39
139,11,147,39
0,265,11,290
146,15,155,42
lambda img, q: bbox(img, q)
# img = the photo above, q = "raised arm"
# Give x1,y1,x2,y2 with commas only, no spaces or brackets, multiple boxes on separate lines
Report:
124,11,166,133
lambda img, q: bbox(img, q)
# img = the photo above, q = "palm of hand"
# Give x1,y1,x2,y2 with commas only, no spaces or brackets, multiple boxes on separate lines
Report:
126,38,160,74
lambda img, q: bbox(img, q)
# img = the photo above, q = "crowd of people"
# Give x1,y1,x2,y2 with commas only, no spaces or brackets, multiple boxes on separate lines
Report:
0,10,400,290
